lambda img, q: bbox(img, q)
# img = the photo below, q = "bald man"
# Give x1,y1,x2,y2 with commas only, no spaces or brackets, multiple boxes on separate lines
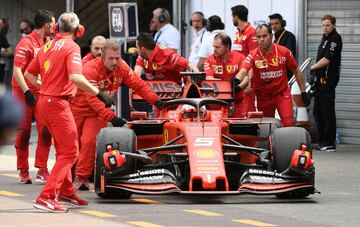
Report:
82,35,106,64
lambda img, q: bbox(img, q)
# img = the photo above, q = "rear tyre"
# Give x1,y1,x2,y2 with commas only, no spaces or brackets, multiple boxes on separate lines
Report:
94,127,136,199
271,127,312,199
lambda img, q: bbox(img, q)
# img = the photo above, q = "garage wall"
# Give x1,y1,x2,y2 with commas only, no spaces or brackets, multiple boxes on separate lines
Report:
307,0,360,144
186,0,299,59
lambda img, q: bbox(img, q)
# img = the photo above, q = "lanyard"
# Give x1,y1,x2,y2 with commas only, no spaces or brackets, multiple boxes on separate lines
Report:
275,30,286,44
259,44,279,66
155,31,162,43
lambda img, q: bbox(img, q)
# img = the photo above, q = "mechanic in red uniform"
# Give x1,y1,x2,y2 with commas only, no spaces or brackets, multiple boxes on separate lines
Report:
204,32,249,118
72,40,162,190
234,24,309,127
25,12,113,213
81,35,106,64
12,10,55,184
134,33,199,84
231,5,259,112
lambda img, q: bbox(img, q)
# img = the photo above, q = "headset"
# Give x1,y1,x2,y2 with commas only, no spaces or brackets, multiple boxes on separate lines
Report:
189,11,207,28
279,18,286,27
269,13,286,27
51,22,85,38
51,12,85,38
158,8,167,23
205,16,224,32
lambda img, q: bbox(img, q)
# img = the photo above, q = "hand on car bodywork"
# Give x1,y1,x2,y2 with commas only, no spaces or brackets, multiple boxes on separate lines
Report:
111,117,127,127
154,99,164,110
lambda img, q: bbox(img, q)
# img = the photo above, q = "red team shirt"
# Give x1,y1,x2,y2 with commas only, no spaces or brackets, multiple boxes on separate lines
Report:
71,57,159,122
233,22,258,56
135,45,188,83
27,34,83,97
242,43,298,96
12,31,45,92
204,50,245,80
81,52,94,64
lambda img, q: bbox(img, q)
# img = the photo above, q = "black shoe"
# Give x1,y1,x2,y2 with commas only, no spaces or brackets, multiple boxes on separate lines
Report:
312,144,322,151
319,145,336,152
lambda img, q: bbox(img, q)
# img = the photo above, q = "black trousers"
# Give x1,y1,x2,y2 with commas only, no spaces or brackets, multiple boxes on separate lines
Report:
313,92,336,146
0,64,5,84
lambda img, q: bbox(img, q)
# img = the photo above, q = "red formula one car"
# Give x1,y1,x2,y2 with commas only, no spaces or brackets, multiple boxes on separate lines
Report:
94,73,316,199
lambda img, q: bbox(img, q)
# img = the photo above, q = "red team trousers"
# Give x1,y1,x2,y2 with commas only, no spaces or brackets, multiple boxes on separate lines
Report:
74,115,106,179
37,96,77,198
12,86,51,170
256,88,294,127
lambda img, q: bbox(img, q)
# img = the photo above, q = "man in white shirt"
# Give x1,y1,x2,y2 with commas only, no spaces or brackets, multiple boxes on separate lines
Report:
152,8,180,52
197,15,225,71
188,12,210,65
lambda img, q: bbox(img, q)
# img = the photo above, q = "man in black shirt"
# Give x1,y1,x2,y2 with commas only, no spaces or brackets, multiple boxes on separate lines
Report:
269,13,296,81
0,18,13,84
310,14,342,152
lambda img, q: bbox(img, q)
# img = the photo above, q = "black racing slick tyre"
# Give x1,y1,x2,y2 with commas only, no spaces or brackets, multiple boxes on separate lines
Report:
257,118,282,149
271,127,312,199
271,127,310,173
94,127,136,199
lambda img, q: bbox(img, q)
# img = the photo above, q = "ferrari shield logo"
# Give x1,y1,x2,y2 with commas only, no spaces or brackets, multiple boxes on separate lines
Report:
43,41,52,53
269,57,278,66
152,63,158,70
226,65,232,73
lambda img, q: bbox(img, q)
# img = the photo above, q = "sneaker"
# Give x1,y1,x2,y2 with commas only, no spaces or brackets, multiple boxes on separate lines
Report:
35,168,50,184
19,169,32,184
33,197,68,213
75,176,90,191
57,193,88,208
312,144,322,151
319,145,336,152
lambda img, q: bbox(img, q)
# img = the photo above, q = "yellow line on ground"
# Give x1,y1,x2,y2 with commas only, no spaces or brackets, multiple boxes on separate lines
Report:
89,189,95,193
232,219,277,227
129,198,161,204
183,209,223,216
0,173,18,178
79,210,116,217
0,190,24,197
126,221,164,227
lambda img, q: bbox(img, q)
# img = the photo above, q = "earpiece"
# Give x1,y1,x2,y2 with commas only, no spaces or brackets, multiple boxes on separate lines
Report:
189,12,207,28
75,24,85,38
158,8,166,23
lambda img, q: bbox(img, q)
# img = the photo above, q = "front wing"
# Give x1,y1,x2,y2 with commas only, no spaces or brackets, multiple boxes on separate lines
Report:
100,167,315,196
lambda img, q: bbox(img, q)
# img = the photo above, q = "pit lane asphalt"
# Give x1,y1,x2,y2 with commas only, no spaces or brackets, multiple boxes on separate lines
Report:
0,132,359,227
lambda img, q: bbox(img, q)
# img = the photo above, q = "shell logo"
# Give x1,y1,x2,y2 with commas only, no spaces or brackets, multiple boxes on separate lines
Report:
43,59,51,73
195,149,218,159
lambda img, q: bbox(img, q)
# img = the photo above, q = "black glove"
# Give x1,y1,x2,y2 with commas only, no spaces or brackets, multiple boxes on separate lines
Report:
308,70,316,85
111,117,127,127
154,99,164,110
230,77,242,92
301,92,311,107
96,92,114,108
24,90,37,107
